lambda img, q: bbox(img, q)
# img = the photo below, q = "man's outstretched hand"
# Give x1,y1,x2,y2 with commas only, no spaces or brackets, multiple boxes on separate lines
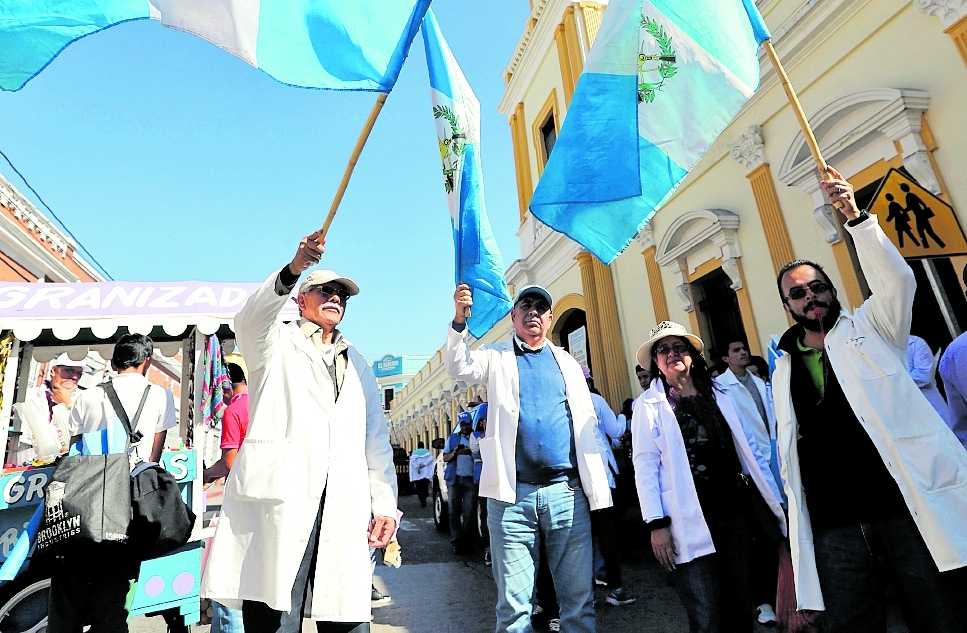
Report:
289,230,325,276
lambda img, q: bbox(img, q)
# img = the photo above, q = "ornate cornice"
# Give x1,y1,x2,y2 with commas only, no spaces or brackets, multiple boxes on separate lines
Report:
728,125,767,173
914,0,967,27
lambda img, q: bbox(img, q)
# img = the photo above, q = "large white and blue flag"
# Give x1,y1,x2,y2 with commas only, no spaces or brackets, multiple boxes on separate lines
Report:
0,0,431,92
529,0,771,263
423,9,512,338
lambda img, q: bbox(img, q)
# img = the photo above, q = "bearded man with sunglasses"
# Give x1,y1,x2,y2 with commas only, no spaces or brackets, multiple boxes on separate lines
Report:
202,230,397,633
446,283,612,633
773,167,967,632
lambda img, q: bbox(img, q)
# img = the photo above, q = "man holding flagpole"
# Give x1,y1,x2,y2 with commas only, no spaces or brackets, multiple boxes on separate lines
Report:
773,168,967,632
445,283,613,633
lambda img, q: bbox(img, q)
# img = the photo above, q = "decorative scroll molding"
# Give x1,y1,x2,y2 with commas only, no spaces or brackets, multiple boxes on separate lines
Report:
636,223,656,249
728,125,767,173
914,0,967,27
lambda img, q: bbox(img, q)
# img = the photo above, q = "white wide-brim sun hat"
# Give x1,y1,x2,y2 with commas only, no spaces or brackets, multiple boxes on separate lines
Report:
636,321,705,368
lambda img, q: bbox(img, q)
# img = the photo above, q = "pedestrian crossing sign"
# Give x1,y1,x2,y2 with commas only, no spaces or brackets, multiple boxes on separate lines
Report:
868,169,967,258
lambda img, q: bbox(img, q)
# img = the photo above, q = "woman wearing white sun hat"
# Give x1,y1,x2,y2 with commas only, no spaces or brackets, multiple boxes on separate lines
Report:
631,321,786,633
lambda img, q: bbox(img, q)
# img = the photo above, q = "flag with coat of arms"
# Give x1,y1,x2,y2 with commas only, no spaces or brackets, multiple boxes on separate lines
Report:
529,0,771,263
423,9,513,338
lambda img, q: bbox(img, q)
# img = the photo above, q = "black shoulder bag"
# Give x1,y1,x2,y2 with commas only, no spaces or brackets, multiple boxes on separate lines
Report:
33,384,151,562
103,382,196,561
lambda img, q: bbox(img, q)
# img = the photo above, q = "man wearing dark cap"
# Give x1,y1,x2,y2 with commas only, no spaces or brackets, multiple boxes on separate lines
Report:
446,282,612,633
443,411,476,554
202,230,397,633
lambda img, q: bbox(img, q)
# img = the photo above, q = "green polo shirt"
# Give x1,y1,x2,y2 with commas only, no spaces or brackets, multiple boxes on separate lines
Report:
797,338,825,395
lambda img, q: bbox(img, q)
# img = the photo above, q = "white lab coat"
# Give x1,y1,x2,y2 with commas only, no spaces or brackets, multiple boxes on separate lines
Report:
717,368,777,466
409,449,435,482
591,392,623,488
443,326,612,511
631,379,787,565
201,269,397,622
773,217,967,611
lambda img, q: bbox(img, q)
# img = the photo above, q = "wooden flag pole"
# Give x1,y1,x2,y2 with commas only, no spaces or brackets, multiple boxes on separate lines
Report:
319,92,390,240
762,40,843,208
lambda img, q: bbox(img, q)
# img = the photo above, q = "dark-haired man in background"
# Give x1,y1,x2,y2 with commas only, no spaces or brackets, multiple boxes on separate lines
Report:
48,333,176,633
205,362,250,482
772,167,967,632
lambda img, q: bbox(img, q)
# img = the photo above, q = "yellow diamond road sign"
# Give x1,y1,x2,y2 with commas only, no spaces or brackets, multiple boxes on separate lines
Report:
868,168,967,258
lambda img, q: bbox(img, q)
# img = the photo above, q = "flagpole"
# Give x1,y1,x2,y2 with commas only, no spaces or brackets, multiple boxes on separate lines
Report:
762,40,843,208
319,92,389,240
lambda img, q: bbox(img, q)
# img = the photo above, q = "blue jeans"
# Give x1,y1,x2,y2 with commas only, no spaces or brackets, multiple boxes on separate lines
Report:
487,479,595,633
813,512,967,633
449,475,477,548
211,602,244,633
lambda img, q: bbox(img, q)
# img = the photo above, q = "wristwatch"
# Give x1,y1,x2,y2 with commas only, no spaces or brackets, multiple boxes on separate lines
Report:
847,209,870,226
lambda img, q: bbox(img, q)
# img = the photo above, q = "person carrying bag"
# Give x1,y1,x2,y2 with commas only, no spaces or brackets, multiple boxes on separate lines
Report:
43,334,183,633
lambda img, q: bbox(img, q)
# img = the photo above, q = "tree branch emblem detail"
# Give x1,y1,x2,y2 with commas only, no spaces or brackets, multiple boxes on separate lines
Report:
638,16,678,104
433,104,467,194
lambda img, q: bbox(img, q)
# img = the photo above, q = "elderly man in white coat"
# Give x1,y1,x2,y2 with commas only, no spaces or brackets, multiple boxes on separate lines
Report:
447,283,612,633
201,230,398,633
773,167,967,633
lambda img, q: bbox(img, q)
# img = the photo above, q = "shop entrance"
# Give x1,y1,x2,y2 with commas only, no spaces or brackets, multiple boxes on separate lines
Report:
691,267,748,363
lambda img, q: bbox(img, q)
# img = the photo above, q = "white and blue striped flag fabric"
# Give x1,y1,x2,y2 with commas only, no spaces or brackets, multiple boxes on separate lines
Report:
529,0,771,263
423,9,512,338
0,0,431,92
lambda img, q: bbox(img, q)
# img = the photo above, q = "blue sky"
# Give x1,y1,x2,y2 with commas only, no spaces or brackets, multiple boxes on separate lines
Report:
0,1,532,360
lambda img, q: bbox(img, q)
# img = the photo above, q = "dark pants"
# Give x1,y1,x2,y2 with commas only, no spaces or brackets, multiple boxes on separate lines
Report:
672,512,752,633
243,493,370,633
813,512,967,633
48,565,136,633
535,541,559,620
414,479,430,507
747,506,779,608
476,485,490,546
448,475,476,548
590,504,623,588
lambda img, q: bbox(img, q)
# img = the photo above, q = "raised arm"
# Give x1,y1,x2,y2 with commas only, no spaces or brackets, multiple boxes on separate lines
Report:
443,283,491,384
822,166,916,351
235,231,324,372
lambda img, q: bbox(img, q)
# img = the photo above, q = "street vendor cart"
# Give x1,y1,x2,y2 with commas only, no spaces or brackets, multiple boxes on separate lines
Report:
0,279,295,632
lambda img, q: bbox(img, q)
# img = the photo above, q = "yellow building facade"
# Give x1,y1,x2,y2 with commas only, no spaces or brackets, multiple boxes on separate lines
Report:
388,0,967,452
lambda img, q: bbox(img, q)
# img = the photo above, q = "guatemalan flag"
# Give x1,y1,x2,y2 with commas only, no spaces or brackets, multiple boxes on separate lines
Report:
423,9,513,338
0,0,431,92
529,0,771,263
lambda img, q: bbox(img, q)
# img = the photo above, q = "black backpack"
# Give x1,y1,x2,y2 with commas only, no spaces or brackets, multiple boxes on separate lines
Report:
103,382,196,560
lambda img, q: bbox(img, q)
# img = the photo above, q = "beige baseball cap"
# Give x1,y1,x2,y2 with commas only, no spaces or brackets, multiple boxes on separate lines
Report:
297,270,360,297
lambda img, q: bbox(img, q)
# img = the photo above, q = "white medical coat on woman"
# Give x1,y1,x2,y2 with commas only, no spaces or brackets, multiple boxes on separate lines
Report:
201,269,397,622
773,218,967,611
443,326,613,511
632,379,787,565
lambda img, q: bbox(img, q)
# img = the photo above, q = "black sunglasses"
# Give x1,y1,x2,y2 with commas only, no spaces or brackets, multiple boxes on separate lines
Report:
309,284,351,302
785,280,830,302
654,342,690,357
515,297,550,313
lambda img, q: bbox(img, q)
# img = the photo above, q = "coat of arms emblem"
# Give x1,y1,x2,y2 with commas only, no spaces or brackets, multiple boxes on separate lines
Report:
638,16,678,104
433,104,467,194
